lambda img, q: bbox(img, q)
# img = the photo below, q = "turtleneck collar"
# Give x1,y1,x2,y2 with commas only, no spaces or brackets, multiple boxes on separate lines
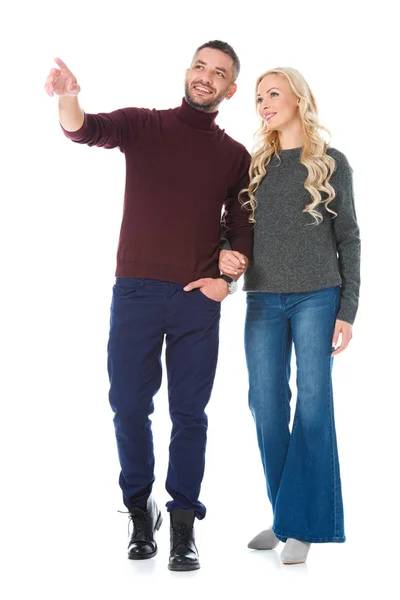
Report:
175,98,218,131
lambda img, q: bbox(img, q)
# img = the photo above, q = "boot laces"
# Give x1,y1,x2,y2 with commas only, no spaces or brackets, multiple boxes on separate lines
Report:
117,509,149,539
172,523,193,545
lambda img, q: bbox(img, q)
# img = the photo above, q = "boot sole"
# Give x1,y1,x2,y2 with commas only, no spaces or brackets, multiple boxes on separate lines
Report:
127,511,163,560
168,563,200,571
128,550,158,560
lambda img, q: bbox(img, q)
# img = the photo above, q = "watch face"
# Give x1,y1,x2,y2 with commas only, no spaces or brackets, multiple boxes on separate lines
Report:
229,281,238,294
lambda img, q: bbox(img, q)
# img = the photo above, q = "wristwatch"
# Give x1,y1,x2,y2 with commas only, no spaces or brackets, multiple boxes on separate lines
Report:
219,274,238,294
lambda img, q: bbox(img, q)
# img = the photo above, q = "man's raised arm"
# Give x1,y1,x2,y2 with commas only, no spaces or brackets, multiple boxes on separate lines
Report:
45,58,84,131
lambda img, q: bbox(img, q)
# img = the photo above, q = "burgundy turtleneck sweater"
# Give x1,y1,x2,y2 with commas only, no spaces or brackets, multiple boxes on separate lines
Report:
62,98,253,284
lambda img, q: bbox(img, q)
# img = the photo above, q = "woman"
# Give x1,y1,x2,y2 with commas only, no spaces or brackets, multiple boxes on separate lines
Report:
219,67,360,564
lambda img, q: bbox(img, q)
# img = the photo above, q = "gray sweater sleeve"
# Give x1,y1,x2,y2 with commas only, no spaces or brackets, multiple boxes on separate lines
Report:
329,150,361,324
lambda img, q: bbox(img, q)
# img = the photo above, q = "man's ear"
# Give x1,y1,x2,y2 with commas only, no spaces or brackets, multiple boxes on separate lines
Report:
226,82,237,100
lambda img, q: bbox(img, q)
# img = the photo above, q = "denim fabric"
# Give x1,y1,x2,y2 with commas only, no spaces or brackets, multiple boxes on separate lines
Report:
245,286,345,543
107,278,221,519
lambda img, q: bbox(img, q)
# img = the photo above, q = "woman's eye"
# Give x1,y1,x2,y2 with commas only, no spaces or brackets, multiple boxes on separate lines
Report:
256,98,262,103
270,92,278,97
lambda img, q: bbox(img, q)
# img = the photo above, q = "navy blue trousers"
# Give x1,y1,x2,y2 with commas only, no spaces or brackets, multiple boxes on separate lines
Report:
107,278,221,519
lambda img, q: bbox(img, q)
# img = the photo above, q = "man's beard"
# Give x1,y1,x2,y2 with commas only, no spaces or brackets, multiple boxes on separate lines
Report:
184,82,225,113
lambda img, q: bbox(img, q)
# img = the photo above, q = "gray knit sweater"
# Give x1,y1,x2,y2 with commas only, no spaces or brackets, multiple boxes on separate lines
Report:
242,147,360,324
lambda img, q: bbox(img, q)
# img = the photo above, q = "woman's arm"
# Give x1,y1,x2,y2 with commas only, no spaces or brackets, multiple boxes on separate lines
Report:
330,150,361,326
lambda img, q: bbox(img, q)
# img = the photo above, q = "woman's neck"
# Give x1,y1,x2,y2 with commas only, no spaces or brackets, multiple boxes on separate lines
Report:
278,120,304,150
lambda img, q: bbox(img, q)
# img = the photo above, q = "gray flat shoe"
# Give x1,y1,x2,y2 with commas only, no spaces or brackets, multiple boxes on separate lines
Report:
280,538,311,564
248,528,280,550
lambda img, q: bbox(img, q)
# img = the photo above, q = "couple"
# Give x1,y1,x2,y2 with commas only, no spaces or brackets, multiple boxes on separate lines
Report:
44,40,360,570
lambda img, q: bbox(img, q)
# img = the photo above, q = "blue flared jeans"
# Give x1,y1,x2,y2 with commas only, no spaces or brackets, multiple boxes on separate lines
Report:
244,286,345,543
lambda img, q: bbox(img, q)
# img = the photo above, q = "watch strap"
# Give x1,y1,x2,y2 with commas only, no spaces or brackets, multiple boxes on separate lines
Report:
219,274,234,284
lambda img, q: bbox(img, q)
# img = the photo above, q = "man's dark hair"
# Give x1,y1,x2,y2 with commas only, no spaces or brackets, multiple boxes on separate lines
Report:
193,40,240,81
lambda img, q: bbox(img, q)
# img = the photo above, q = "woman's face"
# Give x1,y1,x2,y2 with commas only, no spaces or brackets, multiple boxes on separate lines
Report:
257,73,300,131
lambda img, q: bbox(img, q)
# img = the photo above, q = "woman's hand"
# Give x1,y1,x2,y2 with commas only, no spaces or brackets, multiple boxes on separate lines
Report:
219,249,248,276
331,319,353,355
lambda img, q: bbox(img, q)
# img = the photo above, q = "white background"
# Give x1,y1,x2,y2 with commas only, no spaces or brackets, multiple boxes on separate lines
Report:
1,0,398,598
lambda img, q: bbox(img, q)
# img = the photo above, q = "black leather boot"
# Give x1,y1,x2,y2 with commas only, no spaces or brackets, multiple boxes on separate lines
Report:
127,496,163,560
168,509,200,571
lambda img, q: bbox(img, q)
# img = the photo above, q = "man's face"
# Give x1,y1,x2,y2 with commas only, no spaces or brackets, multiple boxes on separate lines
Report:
184,47,237,113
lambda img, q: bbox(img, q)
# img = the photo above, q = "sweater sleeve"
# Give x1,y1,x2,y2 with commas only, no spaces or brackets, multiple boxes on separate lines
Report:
222,149,254,260
329,150,361,324
219,217,232,251
60,107,153,153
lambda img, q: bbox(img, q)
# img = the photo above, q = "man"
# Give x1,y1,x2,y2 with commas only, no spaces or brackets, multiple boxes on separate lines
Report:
44,40,252,571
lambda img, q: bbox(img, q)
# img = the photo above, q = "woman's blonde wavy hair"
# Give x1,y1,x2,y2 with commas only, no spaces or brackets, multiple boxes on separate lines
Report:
241,67,337,224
